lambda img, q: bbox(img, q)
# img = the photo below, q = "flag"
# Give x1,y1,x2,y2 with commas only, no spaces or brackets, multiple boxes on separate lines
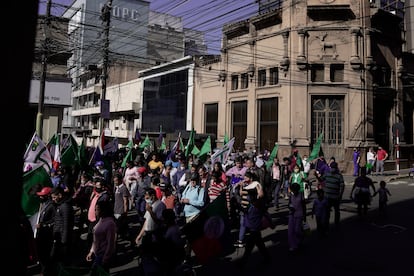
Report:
197,136,211,159
24,132,52,173
139,135,151,150
22,165,52,217
265,143,279,169
121,140,134,168
296,151,302,168
224,132,229,145
99,131,105,155
191,144,200,156
309,132,324,161
134,128,141,144
104,137,119,155
78,137,88,169
181,192,231,265
47,133,61,170
167,134,183,160
88,146,103,166
210,137,235,166
185,128,196,157
159,137,166,151
60,134,79,167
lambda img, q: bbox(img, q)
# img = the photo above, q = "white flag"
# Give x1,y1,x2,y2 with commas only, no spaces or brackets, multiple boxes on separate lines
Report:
24,132,52,173
211,137,235,167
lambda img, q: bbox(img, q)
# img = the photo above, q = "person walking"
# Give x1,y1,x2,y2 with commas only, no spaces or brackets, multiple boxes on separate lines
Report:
317,162,345,229
86,200,117,276
373,180,392,217
287,182,307,252
350,167,376,218
237,183,270,268
34,187,56,276
311,189,329,238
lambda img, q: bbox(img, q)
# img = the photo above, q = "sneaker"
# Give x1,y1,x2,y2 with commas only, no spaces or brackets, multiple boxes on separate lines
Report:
234,240,245,248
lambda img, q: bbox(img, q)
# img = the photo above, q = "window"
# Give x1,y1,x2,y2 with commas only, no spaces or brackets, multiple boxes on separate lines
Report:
258,69,266,87
372,66,392,87
231,75,239,90
232,101,247,152
258,98,278,152
241,73,249,89
205,103,218,138
311,64,324,82
269,67,279,85
311,96,344,160
330,64,344,82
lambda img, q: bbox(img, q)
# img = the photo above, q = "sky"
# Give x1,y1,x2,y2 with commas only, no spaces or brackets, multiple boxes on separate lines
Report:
37,0,259,54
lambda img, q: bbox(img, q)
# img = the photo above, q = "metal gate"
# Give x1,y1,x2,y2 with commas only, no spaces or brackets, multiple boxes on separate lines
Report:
311,96,344,161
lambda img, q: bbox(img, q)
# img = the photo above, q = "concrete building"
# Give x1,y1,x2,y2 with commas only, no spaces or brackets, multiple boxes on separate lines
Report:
30,15,72,142
62,0,207,146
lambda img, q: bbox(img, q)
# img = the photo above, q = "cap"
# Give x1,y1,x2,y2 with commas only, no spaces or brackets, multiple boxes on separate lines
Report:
138,167,147,175
37,186,52,196
95,161,104,167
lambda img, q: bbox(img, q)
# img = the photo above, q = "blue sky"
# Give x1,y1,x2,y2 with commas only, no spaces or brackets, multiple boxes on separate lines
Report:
38,0,258,54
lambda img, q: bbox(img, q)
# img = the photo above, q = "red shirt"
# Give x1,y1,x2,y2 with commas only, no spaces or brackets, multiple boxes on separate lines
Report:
377,149,388,161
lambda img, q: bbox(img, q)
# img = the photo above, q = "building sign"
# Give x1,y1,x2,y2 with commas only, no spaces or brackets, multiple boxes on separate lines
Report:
29,80,72,106
101,99,110,119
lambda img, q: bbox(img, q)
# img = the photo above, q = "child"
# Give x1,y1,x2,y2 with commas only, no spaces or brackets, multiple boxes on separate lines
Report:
373,181,391,217
288,183,306,252
312,189,329,237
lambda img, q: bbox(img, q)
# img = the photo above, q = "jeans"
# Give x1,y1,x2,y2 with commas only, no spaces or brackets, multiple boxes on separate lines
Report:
272,179,281,207
238,212,246,241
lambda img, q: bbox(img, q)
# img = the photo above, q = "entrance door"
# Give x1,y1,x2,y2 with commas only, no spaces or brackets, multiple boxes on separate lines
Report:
311,96,344,161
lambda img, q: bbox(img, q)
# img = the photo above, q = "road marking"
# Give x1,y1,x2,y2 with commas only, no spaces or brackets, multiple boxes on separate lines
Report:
388,181,408,185
370,223,407,234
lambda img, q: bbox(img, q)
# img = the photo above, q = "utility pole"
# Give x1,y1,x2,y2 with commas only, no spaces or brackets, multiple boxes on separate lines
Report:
36,0,52,139
99,0,113,135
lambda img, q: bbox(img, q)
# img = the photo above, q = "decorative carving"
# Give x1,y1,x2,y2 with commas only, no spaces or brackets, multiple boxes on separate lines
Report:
315,32,338,59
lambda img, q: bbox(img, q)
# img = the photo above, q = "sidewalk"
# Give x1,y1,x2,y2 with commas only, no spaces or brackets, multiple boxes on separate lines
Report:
342,168,413,185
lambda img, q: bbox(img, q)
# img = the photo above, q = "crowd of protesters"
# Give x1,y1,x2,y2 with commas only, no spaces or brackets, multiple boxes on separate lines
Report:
27,143,385,275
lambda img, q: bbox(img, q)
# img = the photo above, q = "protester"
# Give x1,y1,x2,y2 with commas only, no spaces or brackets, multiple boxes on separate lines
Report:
35,186,55,276
86,200,117,275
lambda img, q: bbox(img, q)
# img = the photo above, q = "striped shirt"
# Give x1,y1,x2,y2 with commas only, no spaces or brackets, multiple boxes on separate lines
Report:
322,172,344,200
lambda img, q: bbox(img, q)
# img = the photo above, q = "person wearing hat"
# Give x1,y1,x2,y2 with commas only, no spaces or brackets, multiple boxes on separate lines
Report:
35,186,55,276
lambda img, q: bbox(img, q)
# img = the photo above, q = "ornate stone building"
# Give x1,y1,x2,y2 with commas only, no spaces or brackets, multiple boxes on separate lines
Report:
193,0,413,170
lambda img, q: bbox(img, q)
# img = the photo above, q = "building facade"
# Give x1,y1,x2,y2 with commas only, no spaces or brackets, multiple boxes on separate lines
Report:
30,15,72,142
62,0,207,147
192,0,413,170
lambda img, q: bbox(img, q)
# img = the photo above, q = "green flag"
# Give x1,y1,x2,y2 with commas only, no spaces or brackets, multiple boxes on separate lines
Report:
159,137,166,151
22,166,52,217
224,132,229,145
265,143,279,169
197,136,211,158
309,132,324,161
139,135,151,150
191,144,200,156
60,134,79,167
121,140,134,168
185,129,196,157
